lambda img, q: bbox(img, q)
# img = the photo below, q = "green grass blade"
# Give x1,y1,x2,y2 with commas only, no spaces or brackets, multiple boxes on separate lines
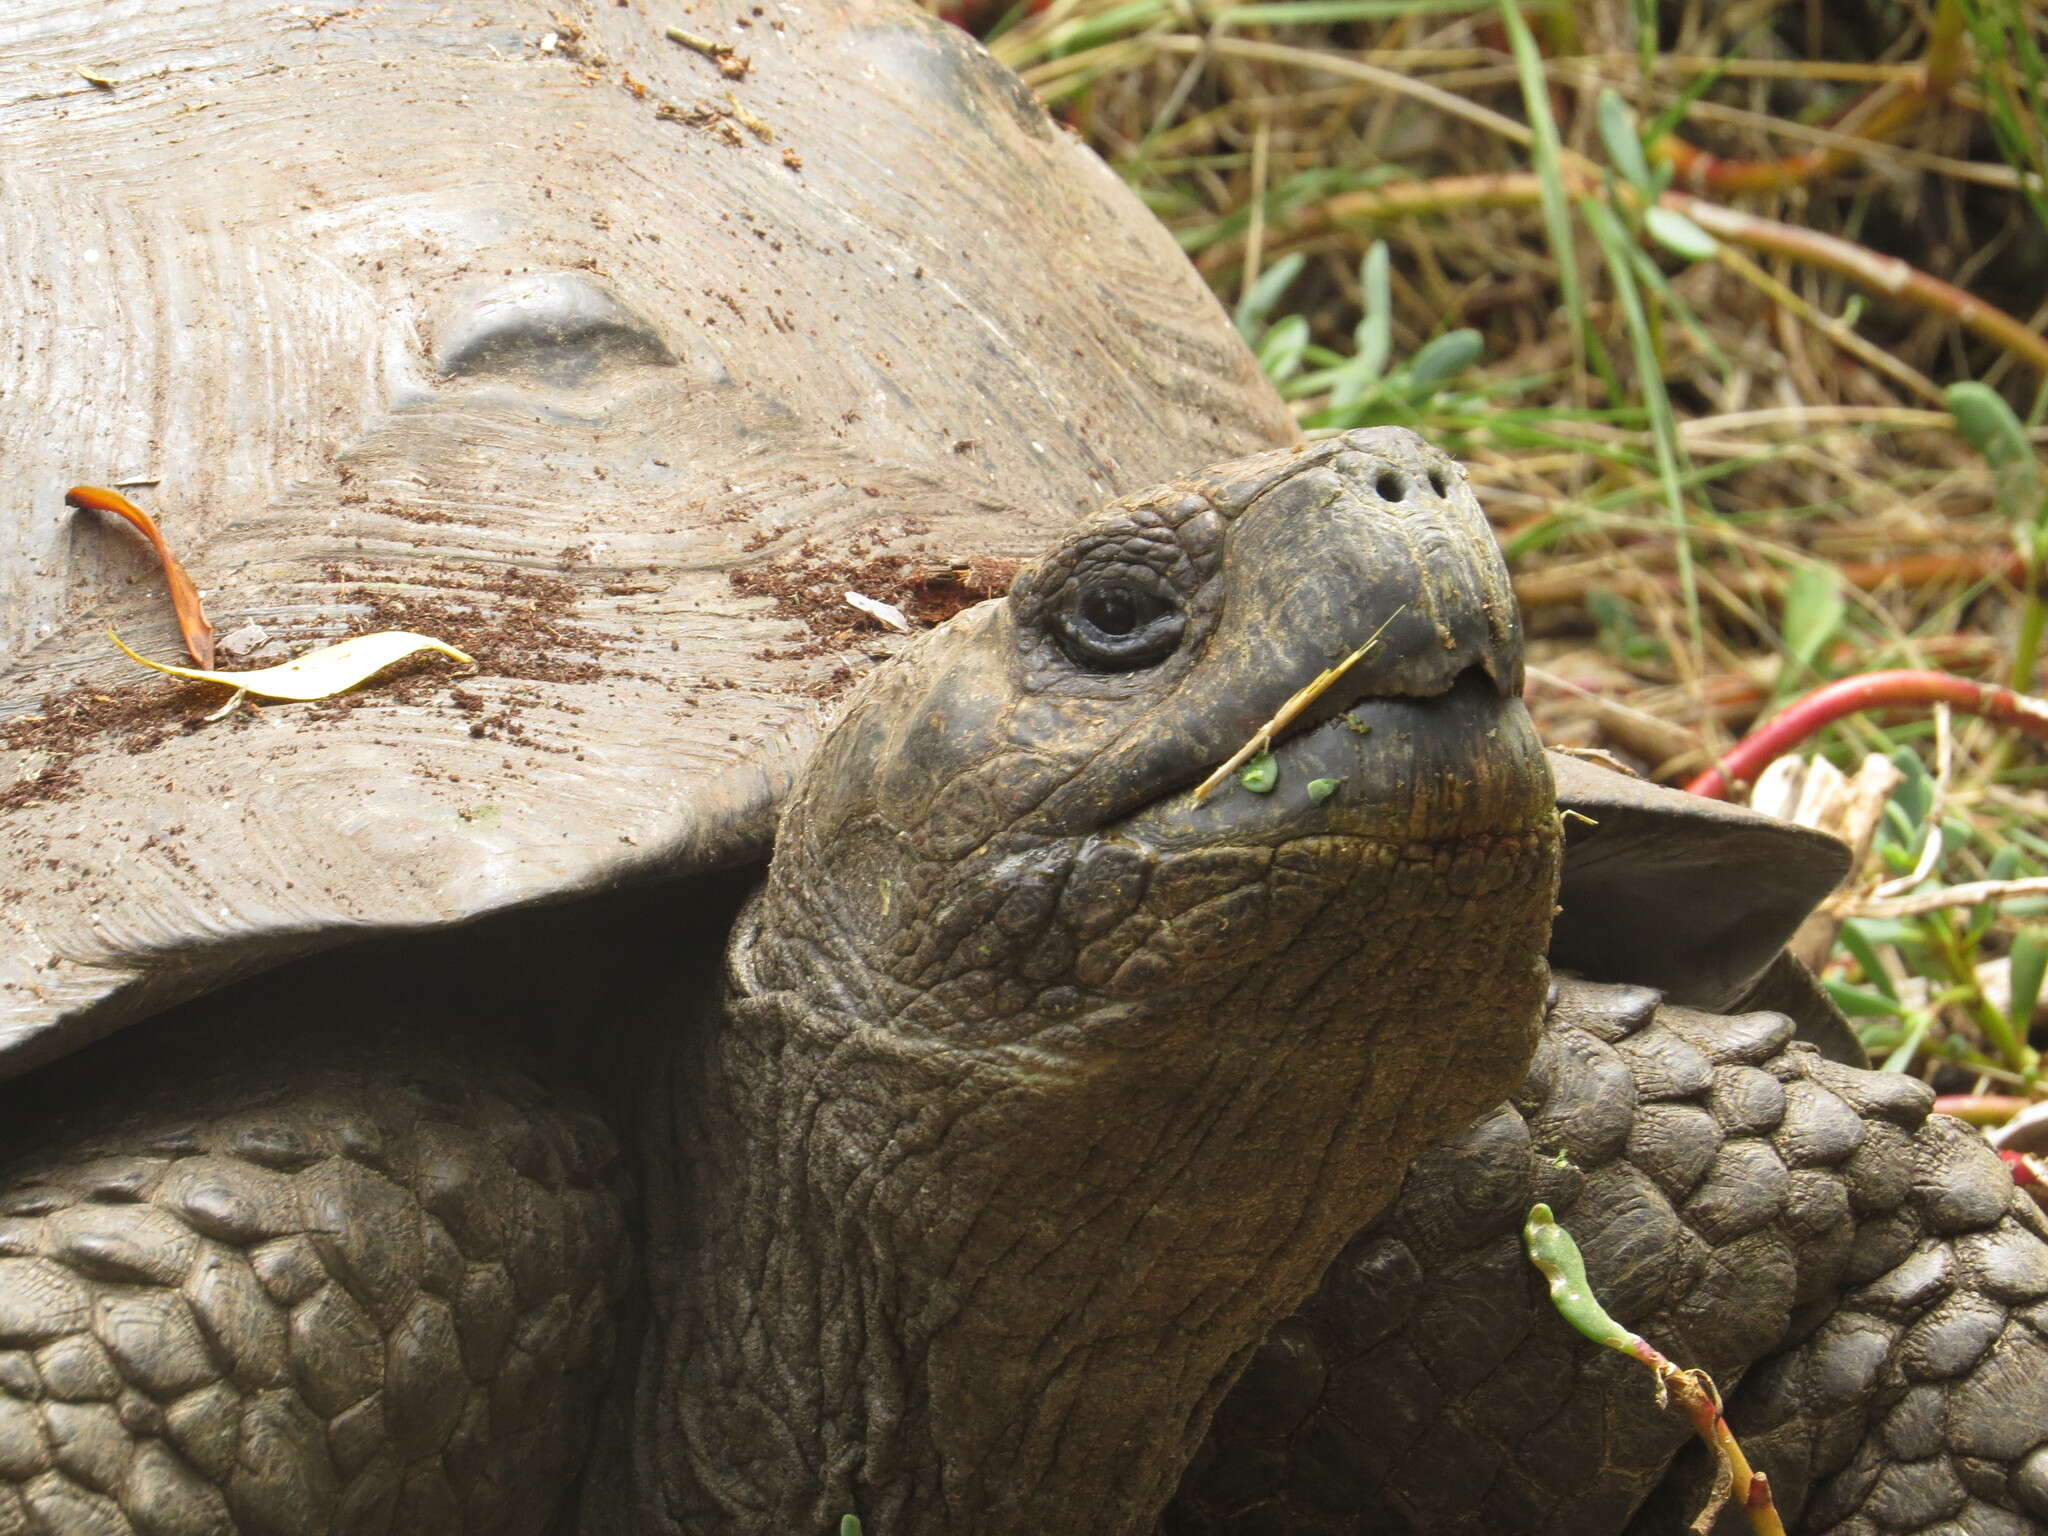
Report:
1596,88,1653,192
1497,0,1621,405
1579,195,1703,657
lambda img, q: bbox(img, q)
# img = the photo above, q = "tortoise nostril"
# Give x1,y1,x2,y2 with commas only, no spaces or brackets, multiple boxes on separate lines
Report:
1427,468,1449,497
1374,470,1406,502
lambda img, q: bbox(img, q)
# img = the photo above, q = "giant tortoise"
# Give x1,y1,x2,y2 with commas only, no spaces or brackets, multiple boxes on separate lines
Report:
5,3,2048,1534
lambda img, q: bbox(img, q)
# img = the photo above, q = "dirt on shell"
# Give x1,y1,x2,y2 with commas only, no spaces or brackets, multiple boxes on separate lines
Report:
5,535,1021,813
1,564,602,812
731,544,1020,650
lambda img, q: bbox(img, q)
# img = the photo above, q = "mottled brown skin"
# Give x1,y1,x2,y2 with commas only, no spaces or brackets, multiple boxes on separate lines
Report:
0,432,1563,1535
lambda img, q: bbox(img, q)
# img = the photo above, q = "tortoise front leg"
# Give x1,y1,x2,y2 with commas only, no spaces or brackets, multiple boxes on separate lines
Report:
1170,977,2048,1535
0,1011,629,1536
1642,1114,2048,1536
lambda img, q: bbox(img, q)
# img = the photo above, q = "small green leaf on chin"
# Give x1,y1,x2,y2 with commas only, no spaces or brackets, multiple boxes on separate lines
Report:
1307,776,1343,804
1238,751,1278,793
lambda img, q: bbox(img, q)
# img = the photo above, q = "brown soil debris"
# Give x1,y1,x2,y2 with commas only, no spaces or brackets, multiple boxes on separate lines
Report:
330,563,604,689
2,563,608,811
1,679,227,812
656,100,747,148
731,545,1019,651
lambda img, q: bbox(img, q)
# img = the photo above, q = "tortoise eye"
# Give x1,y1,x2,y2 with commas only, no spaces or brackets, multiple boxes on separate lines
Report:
1080,585,1148,635
1053,577,1183,671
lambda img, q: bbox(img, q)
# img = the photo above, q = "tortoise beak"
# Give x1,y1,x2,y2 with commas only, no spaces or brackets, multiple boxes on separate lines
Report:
1109,674,1553,851
1226,427,1524,706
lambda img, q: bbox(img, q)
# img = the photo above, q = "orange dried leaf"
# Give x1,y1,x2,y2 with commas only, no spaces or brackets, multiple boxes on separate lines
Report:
66,485,216,668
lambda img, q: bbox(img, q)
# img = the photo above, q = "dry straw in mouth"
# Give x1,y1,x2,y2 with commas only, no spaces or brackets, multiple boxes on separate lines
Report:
1190,604,1406,804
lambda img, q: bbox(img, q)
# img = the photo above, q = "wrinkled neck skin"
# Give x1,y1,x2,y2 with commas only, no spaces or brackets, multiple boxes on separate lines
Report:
631,821,1557,1535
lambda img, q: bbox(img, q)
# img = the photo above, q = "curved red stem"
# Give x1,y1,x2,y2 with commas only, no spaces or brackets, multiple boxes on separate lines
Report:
1934,1094,2033,1126
1685,671,2048,798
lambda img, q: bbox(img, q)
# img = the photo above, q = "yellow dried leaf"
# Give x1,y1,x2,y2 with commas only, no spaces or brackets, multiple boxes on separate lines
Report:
109,629,474,701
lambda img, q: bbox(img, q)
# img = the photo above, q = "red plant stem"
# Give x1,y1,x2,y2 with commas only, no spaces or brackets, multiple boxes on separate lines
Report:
1657,1362,1789,1536
1650,0,1968,193
1935,1094,2034,1125
1686,671,2048,798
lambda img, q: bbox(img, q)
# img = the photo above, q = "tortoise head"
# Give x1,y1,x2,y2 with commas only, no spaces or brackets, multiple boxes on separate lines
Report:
769,427,1555,1040
669,429,1561,1535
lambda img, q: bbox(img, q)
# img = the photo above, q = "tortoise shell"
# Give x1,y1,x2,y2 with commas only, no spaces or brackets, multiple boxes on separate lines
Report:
0,0,1294,1073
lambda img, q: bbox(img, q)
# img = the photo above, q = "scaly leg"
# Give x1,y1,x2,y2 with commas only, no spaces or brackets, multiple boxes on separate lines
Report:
0,1005,629,1536
1170,977,2048,1535
1640,1118,2048,1534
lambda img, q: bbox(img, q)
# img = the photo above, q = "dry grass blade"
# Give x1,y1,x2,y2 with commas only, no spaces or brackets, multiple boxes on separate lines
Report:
1844,877,2048,920
66,484,215,668
1190,604,1405,804
1648,0,1968,192
1200,173,2048,380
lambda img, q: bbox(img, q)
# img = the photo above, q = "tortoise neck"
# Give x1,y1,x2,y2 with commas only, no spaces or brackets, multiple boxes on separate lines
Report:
633,817,1558,1535
627,896,1288,1536
630,1011,1196,1531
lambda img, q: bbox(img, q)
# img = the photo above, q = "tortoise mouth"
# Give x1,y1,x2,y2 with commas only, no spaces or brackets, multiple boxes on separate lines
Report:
1108,667,1553,853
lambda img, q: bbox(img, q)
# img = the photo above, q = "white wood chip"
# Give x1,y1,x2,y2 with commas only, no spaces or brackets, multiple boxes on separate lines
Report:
844,591,911,632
